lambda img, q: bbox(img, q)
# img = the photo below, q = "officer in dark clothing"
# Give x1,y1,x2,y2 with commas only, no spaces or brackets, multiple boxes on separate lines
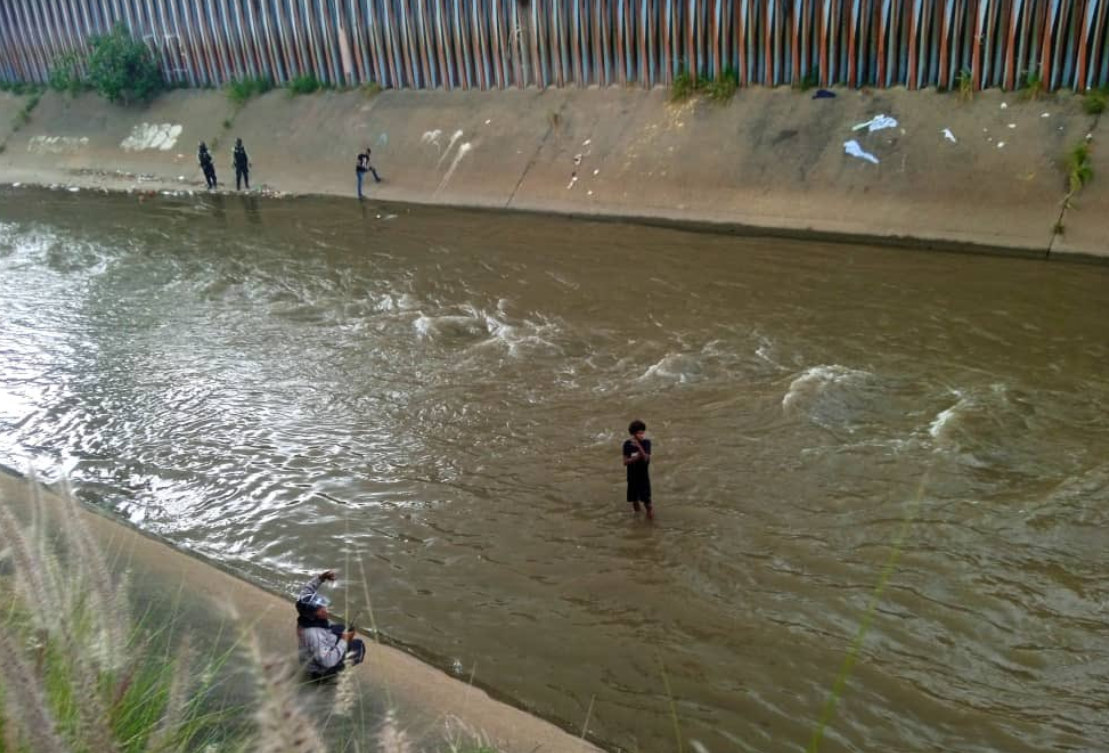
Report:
197,142,217,190
232,138,250,190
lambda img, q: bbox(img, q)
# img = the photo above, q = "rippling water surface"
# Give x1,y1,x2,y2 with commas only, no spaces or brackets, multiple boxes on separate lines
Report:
2,187,1109,752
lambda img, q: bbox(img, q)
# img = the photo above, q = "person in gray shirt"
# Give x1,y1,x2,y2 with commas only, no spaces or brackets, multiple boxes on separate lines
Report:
296,569,366,680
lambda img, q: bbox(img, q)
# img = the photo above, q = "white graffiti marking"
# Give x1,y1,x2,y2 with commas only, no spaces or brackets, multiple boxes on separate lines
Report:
27,136,90,154
438,130,465,166
435,142,473,196
420,129,442,151
121,123,183,152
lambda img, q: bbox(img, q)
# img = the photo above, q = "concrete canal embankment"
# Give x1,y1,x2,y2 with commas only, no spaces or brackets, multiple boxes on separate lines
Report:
0,468,601,752
0,85,1105,260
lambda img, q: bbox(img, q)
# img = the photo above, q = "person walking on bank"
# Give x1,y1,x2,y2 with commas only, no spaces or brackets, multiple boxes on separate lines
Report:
355,146,382,199
197,141,217,190
623,419,654,520
295,569,366,680
232,138,251,191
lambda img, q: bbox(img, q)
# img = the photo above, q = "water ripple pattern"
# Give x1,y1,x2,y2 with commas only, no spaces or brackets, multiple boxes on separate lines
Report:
2,188,1109,752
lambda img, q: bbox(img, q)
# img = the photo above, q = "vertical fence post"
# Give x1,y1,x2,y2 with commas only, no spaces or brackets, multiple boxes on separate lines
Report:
1,0,1106,91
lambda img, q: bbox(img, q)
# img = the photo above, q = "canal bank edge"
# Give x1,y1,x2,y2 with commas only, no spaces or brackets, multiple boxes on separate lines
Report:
0,85,1105,261
0,466,602,753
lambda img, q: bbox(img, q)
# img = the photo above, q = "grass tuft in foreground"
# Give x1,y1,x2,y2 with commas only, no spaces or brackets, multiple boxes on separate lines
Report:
0,477,249,752
0,475,503,752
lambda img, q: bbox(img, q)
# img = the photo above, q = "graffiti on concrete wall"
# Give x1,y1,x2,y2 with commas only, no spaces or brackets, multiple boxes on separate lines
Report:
120,123,184,151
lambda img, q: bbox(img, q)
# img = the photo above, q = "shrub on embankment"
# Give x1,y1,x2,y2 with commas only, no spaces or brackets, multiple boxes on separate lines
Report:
1084,87,1109,115
45,23,164,105
226,77,275,106
0,81,44,96
288,73,325,96
1066,141,1095,196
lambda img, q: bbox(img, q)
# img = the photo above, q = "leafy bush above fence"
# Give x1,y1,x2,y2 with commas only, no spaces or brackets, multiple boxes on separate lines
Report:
86,23,164,104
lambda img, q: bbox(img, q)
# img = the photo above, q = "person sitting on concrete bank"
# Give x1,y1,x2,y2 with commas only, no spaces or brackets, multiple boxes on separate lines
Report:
296,569,366,680
197,142,217,190
232,138,251,191
355,146,382,199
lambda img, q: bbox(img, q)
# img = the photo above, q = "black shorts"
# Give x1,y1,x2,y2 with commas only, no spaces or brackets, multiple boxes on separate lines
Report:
627,478,651,503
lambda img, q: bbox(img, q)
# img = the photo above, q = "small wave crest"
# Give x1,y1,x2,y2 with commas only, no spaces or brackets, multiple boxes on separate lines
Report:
0,224,109,275
640,353,704,383
782,364,887,433
414,312,490,340
413,305,563,356
782,364,872,411
929,390,968,442
925,384,1049,472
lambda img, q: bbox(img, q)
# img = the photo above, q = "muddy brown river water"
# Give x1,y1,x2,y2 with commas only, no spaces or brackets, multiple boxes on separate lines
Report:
2,187,1109,752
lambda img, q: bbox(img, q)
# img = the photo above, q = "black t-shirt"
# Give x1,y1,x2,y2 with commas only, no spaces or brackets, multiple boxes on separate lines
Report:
623,438,652,481
356,152,369,171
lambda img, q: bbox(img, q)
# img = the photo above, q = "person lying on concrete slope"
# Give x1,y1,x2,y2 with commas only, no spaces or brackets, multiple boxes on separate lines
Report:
296,569,366,680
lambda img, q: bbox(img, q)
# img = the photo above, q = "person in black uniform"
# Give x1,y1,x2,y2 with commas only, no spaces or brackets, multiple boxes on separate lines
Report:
197,141,217,189
232,138,250,190
622,419,653,519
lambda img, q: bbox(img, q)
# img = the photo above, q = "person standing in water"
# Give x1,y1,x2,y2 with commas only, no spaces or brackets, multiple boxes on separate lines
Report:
623,419,653,519
232,138,251,190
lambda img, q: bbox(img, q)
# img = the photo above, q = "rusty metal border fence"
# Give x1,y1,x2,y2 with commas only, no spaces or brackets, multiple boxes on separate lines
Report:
0,1,1106,92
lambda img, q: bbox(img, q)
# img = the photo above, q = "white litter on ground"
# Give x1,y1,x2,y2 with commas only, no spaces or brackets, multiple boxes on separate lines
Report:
844,140,880,164
852,114,898,132
942,128,957,143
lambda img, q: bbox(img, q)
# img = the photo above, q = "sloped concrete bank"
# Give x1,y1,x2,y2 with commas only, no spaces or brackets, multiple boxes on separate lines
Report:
0,85,1105,260
0,467,600,752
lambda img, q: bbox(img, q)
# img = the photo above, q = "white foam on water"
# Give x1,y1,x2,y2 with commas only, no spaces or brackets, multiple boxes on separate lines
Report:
640,352,703,383
782,364,871,411
411,302,567,361
413,312,488,340
929,393,967,440
478,312,563,357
